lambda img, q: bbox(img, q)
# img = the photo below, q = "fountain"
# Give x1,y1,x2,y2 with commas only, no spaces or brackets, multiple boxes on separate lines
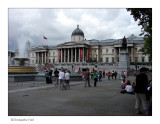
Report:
8,38,38,82
8,58,38,74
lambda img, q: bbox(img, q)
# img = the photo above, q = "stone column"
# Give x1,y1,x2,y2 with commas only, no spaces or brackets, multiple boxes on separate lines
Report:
114,48,116,62
96,48,99,63
75,48,77,62
64,49,66,63
42,52,43,64
67,48,69,63
71,48,73,63
38,53,39,64
45,52,46,63
61,49,62,63
58,50,59,63
83,48,84,62
87,48,88,61
79,48,80,62
35,53,37,64
131,47,134,62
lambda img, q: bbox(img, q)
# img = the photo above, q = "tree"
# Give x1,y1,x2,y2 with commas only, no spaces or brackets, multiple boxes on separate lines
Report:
126,8,152,62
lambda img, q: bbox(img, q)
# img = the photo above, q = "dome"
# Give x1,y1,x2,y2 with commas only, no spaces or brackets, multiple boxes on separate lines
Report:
71,25,84,36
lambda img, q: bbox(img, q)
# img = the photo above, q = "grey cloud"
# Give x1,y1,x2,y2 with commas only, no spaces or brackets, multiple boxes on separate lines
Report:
8,8,142,50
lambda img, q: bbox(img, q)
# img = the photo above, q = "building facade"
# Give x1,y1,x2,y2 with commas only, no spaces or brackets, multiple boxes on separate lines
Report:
11,25,150,71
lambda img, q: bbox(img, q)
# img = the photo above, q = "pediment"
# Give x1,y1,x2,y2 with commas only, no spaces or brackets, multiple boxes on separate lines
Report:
57,42,83,47
63,42,82,46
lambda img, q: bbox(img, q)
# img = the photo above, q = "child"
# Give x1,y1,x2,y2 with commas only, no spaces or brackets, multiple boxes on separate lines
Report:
121,79,125,89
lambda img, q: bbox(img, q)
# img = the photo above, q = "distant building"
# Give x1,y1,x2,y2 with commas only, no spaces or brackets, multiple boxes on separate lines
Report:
11,25,150,72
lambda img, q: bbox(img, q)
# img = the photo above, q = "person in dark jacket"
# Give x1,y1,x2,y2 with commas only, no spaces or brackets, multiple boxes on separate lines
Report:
134,67,148,114
54,68,59,87
48,70,53,83
45,70,49,84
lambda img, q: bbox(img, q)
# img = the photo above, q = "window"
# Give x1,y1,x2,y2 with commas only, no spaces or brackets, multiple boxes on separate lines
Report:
142,57,145,62
112,57,114,63
106,57,109,63
92,50,96,54
112,49,114,53
106,49,108,53
117,57,119,62
100,58,102,62
135,57,138,63
135,48,137,52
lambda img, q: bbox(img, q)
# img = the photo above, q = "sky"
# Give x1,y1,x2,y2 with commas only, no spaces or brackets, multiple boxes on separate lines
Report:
8,8,142,50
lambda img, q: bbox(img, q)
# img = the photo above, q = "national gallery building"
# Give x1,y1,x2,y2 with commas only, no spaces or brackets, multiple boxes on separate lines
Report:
9,25,150,71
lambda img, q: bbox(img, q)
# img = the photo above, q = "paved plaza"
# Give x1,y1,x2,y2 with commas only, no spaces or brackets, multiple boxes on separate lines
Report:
8,72,151,116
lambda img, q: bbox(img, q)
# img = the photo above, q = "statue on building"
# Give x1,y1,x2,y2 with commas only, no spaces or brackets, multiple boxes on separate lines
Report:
122,36,127,49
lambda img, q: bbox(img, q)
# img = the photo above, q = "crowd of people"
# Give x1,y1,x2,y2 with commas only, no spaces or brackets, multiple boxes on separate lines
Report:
45,67,152,116
45,68,71,90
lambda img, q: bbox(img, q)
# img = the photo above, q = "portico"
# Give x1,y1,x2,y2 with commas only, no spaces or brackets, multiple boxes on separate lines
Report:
57,42,89,63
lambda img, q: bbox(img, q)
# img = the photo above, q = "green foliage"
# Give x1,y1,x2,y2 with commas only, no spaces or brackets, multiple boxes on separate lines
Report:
126,8,152,62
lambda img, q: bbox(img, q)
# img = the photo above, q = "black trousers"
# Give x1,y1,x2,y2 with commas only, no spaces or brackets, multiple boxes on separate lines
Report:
94,78,97,87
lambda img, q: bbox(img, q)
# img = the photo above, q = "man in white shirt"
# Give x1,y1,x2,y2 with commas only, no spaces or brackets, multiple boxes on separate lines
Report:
59,69,65,90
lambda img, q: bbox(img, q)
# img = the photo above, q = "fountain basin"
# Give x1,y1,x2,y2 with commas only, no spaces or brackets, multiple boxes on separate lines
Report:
8,66,38,74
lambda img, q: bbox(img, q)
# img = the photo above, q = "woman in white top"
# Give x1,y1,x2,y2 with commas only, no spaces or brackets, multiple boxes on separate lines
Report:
125,81,134,93
65,70,70,90
59,69,64,90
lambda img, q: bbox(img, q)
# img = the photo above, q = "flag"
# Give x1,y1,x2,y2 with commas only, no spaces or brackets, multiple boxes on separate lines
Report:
80,49,83,59
43,36,47,40
59,50,61,60
88,48,90,60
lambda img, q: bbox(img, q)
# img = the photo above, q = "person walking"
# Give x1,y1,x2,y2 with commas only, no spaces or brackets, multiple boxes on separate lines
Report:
58,69,65,90
84,68,91,87
134,67,149,115
103,70,105,78
54,68,59,87
45,70,49,84
93,70,98,87
107,71,111,80
121,71,124,80
124,71,126,79
98,71,102,82
111,70,115,79
114,71,117,79
65,70,70,90
48,69,53,83
146,81,152,116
